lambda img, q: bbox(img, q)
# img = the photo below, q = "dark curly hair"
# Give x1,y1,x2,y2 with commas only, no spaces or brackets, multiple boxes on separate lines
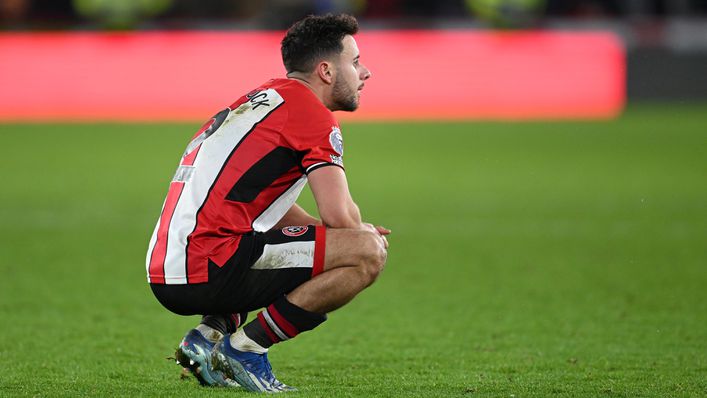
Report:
281,14,359,74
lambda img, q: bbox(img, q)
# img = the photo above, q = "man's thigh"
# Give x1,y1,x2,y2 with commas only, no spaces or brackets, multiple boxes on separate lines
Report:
152,225,373,315
210,225,328,313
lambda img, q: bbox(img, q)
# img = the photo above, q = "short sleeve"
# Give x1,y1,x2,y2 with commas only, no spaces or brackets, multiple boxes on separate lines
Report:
279,82,345,174
300,124,345,174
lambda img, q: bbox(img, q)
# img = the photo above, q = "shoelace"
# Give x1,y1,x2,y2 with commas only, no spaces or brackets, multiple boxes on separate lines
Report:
263,353,274,373
240,353,276,382
261,354,291,391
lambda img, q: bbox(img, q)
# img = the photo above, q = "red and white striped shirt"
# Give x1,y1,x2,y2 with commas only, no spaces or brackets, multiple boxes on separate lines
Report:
146,79,344,284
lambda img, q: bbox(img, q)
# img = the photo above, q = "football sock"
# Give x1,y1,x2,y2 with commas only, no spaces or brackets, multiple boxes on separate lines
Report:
230,328,268,354
240,296,327,350
200,313,247,337
195,323,223,344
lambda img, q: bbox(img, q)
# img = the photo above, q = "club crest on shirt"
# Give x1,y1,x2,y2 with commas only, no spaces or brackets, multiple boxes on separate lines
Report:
329,127,344,156
282,226,309,237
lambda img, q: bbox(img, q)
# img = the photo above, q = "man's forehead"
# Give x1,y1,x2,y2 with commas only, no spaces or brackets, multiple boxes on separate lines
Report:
341,35,359,57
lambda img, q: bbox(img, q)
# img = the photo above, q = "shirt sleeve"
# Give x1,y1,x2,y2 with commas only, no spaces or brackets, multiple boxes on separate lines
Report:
298,122,345,174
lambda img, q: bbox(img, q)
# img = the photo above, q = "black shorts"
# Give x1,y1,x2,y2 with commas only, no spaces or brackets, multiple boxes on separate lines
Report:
150,225,326,316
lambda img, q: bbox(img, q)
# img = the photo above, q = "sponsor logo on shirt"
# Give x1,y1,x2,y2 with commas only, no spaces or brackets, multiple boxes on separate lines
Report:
282,226,309,237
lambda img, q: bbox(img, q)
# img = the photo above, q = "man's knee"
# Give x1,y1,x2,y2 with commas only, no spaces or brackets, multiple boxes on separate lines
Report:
356,231,387,284
324,228,387,283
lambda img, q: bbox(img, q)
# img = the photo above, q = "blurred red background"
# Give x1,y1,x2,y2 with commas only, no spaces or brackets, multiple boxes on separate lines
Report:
0,30,624,121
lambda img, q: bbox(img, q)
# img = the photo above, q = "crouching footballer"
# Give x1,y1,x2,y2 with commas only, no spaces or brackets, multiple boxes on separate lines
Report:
145,13,390,392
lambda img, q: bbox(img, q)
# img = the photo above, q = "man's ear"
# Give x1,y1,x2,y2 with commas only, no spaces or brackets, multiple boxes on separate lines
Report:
316,61,334,85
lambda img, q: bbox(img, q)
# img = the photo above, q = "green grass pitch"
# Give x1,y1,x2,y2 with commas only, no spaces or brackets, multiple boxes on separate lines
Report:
0,104,705,397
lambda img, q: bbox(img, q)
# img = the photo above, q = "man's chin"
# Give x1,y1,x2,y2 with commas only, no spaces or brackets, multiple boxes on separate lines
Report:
348,96,361,111
332,100,359,112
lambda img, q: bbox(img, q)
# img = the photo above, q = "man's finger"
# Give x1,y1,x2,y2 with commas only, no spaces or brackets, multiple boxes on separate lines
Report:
376,225,391,235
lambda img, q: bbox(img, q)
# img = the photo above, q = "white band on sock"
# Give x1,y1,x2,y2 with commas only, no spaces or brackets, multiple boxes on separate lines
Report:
196,324,223,344
230,329,268,354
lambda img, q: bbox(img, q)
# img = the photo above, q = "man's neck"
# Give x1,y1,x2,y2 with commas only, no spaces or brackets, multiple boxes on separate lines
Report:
287,73,331,110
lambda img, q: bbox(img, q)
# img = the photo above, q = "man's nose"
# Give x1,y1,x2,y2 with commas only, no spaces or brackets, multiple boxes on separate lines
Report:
361,64,372,80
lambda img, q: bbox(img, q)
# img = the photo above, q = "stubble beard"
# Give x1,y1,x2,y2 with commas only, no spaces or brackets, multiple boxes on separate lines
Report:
331,73,359,112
